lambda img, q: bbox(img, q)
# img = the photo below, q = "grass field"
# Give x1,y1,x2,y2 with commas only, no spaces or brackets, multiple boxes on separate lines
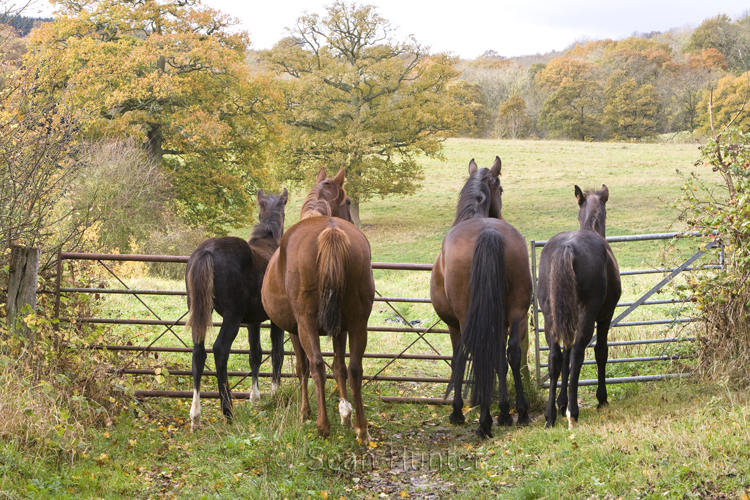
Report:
4,138,748,499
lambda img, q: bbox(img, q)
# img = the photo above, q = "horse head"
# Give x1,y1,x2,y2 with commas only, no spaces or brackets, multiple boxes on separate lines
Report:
301,167,351,222
255,187,288,244
455,157,503,225
575,184,609,238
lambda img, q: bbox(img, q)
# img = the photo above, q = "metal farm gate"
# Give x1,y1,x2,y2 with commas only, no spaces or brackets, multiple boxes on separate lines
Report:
530,232,722,389
54,231,721,402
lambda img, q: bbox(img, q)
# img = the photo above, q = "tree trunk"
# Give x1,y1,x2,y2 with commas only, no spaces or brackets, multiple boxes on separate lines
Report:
7,245,39,337
350,199,361,227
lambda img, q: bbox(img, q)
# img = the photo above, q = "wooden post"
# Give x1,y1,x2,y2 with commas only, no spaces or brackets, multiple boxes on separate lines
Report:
7,245,40,336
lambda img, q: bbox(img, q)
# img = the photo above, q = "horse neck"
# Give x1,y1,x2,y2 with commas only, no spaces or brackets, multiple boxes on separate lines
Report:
300,189,332,219
248,213,284,254
581,206,606,238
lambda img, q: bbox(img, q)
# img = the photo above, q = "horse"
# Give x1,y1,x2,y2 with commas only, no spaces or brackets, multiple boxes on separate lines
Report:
537,185,622,429
262,167,374,443
185,188,288,431
431,157,533,438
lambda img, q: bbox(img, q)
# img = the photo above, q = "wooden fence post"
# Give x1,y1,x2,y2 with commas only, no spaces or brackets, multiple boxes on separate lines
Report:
6,245,40,336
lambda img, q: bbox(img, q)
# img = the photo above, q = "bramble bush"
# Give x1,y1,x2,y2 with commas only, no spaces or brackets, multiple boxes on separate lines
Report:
677,127,750,383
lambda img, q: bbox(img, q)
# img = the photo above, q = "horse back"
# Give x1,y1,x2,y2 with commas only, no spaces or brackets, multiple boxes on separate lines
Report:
262,216,374,333
434,218,531,327
539,230,610,315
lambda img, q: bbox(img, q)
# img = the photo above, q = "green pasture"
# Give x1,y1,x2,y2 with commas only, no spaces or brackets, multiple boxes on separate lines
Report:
9,138,746,499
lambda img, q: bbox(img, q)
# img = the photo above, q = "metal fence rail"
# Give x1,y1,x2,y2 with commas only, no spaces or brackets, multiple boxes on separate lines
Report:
57,231,720,401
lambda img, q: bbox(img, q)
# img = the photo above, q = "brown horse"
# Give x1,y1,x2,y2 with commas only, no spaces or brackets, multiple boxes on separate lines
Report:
431,157,533,438
537,185,621,429
262,167,374,443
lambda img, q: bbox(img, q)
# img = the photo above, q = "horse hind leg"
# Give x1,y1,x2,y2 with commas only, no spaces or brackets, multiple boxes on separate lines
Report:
496,329,513,427
332,329,352,428
247,323,262,402
190,342,207,431
594,314,613,409
290,333,311,420
447,326,466,425
269,323,285,395
213,316,242,423
507,318,530,426
545,340,563,429
348,319,370,444
567,313,596,430
557,346,571,417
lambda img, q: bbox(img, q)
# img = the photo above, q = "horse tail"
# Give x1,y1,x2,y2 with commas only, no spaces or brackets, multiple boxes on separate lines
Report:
317,225,351,337
185,250,214,344
448,227,506,408
549,245,578,349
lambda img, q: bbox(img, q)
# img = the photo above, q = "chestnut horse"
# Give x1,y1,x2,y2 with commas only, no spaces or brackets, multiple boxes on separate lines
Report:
537,185,621,429
262,167,374,443
431,157,532,438
185,189,288,430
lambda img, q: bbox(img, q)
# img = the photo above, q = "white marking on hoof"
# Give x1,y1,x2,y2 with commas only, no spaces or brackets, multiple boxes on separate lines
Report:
250,381,261,403
566,408,577,430
190,389,201,431
339,399,353,428
270,381,279,395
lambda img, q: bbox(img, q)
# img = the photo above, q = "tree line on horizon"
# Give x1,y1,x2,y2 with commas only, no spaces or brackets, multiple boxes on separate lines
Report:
2,0,749,269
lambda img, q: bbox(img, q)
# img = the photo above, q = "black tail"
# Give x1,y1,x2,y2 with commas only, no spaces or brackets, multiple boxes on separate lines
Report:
549,245,578,349
185,250,214,344
447,228,506,408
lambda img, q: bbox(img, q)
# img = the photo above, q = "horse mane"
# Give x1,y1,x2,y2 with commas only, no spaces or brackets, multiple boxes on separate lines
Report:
453,169,493,226
581,188,606,234
249,196,285,247
300,182,336,219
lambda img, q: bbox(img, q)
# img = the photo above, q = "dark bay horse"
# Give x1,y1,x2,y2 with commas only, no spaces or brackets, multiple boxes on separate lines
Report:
431,157,533,438
185,189,288,430
262,168,374,443
537,185,622,429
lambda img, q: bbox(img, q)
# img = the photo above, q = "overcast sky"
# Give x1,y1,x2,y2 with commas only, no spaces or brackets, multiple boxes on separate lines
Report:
32,0,750,59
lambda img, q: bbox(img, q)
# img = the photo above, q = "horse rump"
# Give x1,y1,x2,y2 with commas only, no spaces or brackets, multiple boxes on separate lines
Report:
185,250,214,344
548,245,578,349
447,227,507,408
316,226,351,337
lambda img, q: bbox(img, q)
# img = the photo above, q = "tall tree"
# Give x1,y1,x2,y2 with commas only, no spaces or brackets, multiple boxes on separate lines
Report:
24,0,277,234
603,69,659,139
537,57,603,140
263,1,470,225
685,14,750,74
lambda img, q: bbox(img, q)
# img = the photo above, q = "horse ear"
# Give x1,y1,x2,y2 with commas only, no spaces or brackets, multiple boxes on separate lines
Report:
257,189,266,200
280,187,289,205
468,159,478,174
333,167,345,186
490,156,501,177
600,184,609,204
316,168,327,183
575,185,585,206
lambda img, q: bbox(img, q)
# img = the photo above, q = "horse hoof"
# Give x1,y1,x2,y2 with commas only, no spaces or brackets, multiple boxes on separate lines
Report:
190,417,200,432
475,427,492,439
544,420,555,429
356,429,371,446
566,409,578,430
597,400,609,410
449,412,465,425
497,414,514,427
250,388,260,403
270,382,279,395
516,414,531,426
339,399,353,428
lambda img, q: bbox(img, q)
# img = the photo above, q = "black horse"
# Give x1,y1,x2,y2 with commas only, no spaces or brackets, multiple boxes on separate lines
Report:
537,185,621,429
185,188,288,430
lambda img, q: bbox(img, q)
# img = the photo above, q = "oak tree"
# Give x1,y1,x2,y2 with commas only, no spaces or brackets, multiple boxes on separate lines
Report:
24,0,277,233
263,1,471,225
